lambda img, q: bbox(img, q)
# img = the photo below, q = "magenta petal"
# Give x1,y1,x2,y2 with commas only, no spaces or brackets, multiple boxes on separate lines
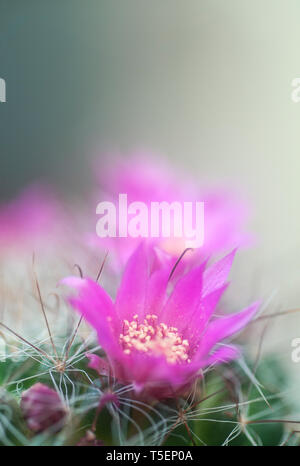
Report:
198,301,260,358
144,268,169,317
161,261,206,330
115,243,149,320
86,353,109,375
61,276,120,354
202,249,236,297
98,393,120,410
187,283,229,344
201,283,229,322
124,353,194,390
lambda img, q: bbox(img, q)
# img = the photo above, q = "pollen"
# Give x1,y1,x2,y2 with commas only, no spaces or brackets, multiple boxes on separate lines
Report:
119,314,191,364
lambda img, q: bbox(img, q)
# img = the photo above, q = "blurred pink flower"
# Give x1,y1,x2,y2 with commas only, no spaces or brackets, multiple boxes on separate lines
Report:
91,153,252,269
62,243,259,399
0,183,66,252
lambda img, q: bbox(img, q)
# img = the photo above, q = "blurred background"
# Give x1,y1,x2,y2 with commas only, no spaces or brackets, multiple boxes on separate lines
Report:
1,1,300,383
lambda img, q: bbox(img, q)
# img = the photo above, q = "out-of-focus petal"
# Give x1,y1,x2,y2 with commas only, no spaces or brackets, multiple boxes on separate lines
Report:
122,352,197,395
197,301,260,359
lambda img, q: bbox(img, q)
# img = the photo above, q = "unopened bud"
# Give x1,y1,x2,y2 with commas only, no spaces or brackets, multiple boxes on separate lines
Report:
21,383,68,433
77,430,103,446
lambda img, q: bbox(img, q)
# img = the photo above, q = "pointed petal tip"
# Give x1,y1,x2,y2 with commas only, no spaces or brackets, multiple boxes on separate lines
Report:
86,353,109,375
59,275,86,289
203,248,238,296
206,344,241,366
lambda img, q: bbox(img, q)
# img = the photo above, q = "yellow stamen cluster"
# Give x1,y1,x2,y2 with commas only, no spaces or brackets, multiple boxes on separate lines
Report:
119,314,191,364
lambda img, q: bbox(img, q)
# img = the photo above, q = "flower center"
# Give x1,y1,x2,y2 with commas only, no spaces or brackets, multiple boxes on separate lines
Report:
119,314,191,364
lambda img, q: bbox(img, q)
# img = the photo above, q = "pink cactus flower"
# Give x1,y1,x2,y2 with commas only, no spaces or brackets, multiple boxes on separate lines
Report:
62,244,259,399
91,153,252,269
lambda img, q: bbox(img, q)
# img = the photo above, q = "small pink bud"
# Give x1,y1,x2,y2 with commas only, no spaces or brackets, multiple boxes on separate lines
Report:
77,430,103,446
21,383,68,433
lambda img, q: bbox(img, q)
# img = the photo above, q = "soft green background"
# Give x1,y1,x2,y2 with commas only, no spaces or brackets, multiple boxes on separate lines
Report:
1,1,300,376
